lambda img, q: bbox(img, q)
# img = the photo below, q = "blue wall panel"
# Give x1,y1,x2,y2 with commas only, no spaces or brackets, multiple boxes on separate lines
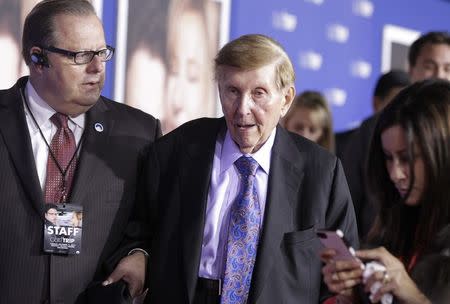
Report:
228,0,450,131
101,1,118,99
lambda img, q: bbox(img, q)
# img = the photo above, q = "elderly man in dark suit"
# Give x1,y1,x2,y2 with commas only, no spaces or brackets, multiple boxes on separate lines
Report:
142,34,358,304
0,1,160,303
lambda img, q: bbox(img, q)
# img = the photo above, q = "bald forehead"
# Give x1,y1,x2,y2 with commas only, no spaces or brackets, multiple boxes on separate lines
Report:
51,13,105,48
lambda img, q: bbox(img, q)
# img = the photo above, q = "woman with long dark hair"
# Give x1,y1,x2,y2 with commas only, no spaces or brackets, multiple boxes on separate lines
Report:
321,79,450,304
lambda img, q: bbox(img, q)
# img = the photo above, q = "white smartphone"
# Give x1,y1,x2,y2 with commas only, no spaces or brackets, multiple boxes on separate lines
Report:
316,229,357,261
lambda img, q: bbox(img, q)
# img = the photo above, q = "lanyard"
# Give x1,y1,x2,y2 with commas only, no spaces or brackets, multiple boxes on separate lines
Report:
20,86,84,202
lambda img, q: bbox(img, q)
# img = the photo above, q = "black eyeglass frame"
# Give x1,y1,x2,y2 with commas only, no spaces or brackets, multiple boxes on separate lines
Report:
41,45,115,65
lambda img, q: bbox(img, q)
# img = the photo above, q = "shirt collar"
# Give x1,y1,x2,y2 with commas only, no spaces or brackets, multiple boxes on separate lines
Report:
220,128,276,175
25,80,85,130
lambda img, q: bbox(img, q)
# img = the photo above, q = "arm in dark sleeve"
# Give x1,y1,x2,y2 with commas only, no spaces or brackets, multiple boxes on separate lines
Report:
326,159,359,248
320,158,360,303
102,143,160,276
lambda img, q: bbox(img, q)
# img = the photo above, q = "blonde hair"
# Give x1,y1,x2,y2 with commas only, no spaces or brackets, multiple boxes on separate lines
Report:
283,91,335,152
214,34,295,90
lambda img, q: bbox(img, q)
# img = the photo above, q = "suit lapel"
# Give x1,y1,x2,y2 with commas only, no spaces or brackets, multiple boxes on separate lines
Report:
69,98,111,204
180,119,225,303
248,126,306,303
0,78,45,213
0,80,112,211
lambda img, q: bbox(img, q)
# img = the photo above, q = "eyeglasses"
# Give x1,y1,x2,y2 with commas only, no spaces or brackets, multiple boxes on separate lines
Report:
42,45,115,65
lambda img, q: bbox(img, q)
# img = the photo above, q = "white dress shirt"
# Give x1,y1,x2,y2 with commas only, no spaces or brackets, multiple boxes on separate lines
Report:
198,128,276,279
23,80,85,190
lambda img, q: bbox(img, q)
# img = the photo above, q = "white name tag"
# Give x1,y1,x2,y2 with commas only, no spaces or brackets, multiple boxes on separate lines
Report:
43,203,83,255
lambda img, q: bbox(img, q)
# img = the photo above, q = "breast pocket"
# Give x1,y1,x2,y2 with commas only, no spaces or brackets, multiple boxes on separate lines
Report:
278,226,322,302
282,226,317,247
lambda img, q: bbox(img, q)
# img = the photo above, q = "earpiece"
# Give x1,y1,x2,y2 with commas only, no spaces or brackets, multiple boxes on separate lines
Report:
30,52,49,67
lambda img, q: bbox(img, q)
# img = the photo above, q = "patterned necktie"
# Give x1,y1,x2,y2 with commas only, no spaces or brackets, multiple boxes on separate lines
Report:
221,156,261,304
44,113,77,203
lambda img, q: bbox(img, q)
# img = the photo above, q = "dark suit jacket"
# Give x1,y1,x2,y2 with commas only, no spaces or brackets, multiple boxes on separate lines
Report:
145,118,359,304
0,77,161,304
340,115,378,239
334,128,356,160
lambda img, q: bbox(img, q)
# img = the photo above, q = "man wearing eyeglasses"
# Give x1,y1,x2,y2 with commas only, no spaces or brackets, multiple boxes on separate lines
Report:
0,1,161,303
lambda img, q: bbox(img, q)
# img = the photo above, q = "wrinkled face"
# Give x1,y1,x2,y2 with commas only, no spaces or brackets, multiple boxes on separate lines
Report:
164,9,209,133
218,63,294,154
381,124,426,205
409,43,450,82
285,107,324,143
45,208,58,225
33,13,106,115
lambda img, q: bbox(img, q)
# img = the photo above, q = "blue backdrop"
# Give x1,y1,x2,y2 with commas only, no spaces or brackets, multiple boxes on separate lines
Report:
100,0,450,131
227,0,450,131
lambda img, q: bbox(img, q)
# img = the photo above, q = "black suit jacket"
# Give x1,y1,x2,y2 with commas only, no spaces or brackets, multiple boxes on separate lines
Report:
145,118,358,304
0,77,161,304
340,115,378,239
334,128,356,160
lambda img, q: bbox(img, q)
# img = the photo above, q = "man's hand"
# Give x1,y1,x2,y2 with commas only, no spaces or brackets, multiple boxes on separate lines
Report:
103,252,147,298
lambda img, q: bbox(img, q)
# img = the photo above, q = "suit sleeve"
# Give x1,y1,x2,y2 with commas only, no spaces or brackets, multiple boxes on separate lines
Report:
320,158,359,303
101,118,161,276
326,159,359,247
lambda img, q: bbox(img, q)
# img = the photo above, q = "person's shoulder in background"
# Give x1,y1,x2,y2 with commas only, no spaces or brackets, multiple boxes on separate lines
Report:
411,224,450,304
334,128,356,160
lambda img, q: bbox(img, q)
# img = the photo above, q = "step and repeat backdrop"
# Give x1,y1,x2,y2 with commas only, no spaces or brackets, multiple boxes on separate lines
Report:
1,0,449,132
229,0,450,131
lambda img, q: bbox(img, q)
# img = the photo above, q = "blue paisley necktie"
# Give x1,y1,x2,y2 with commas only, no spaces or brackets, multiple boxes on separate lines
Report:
221,156,261,304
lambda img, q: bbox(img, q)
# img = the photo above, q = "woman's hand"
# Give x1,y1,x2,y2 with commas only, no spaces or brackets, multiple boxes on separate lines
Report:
320,248,364,300
356,247,431,304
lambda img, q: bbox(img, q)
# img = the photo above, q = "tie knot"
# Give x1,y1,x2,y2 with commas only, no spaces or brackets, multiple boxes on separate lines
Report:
234,156,259,177
51,113,69,129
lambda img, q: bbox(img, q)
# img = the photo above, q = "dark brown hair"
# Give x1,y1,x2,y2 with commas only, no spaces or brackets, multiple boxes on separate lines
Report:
367,79,450,261
22,0,96,65
408,31,450,67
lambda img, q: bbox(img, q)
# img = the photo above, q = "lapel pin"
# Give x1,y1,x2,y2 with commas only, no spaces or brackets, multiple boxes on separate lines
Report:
94,123,104,132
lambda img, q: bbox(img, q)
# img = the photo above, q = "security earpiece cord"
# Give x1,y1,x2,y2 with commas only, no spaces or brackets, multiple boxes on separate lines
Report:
19,86,85,203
